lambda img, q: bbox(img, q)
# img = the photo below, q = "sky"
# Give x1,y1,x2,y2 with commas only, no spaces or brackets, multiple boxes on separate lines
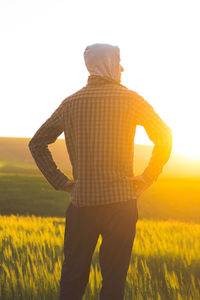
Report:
1,0,200,159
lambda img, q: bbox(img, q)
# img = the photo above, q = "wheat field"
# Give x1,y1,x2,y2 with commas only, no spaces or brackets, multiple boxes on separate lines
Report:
1,215,200,300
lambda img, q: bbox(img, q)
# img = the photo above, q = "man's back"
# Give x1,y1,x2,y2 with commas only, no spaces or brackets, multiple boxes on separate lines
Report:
63,76,138,206
29,74,172,207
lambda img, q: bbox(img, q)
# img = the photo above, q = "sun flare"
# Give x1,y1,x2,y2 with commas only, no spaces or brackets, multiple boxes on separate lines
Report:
174,135,200,160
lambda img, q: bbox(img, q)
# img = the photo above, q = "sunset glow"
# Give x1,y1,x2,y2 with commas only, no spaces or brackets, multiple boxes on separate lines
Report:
174,137,200,160
1,0,200,161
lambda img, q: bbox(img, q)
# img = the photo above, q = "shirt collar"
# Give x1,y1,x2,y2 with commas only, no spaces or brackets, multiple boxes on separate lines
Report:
87,75,120,86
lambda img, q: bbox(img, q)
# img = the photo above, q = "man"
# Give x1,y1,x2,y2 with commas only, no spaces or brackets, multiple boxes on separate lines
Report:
29,43,172,300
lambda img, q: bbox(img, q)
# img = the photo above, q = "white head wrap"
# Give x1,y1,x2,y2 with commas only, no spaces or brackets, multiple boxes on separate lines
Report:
84,43,121,82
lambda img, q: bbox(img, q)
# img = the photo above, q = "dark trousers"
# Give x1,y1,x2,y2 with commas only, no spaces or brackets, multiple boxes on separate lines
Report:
59,199,138,300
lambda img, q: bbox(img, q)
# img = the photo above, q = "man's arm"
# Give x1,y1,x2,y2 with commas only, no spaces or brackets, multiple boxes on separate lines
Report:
135,95,173,184
29,102,73,192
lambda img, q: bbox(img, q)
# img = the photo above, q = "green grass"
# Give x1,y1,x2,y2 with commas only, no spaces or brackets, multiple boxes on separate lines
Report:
1,173,200,223
0,174,70,217
1,215,200,300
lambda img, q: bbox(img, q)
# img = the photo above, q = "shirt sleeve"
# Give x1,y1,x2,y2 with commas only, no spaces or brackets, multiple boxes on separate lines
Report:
28,102,70,191
135,95,173,183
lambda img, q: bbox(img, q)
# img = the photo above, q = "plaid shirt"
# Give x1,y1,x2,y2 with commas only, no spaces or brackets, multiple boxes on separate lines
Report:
29,75,172,207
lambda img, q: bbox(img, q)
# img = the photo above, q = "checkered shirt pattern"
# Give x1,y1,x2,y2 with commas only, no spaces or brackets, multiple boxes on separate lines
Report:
29,75,172,207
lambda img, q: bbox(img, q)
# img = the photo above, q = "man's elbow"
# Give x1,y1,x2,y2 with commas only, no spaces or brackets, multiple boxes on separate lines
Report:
28,138,34,152
163,126,173,157
157,126,173,154
167,126,173,148
28,137,38,157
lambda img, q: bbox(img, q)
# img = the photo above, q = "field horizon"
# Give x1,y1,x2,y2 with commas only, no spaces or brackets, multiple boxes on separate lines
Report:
0,137,200,222
1,136,200,179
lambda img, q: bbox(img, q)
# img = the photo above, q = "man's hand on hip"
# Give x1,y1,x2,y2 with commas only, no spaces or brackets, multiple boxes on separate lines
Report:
62,180,76,193
133,175,153,198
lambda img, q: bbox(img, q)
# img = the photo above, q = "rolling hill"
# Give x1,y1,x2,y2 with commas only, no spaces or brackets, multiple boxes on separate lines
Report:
0,137,200,177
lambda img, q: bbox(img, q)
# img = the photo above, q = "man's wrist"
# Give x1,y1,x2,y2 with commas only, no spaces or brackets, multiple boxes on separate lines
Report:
62,180,75,192
142,172,155,185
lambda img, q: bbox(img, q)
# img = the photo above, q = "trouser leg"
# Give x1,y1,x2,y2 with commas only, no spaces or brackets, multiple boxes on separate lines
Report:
99,199,138,300
59,203,99,300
